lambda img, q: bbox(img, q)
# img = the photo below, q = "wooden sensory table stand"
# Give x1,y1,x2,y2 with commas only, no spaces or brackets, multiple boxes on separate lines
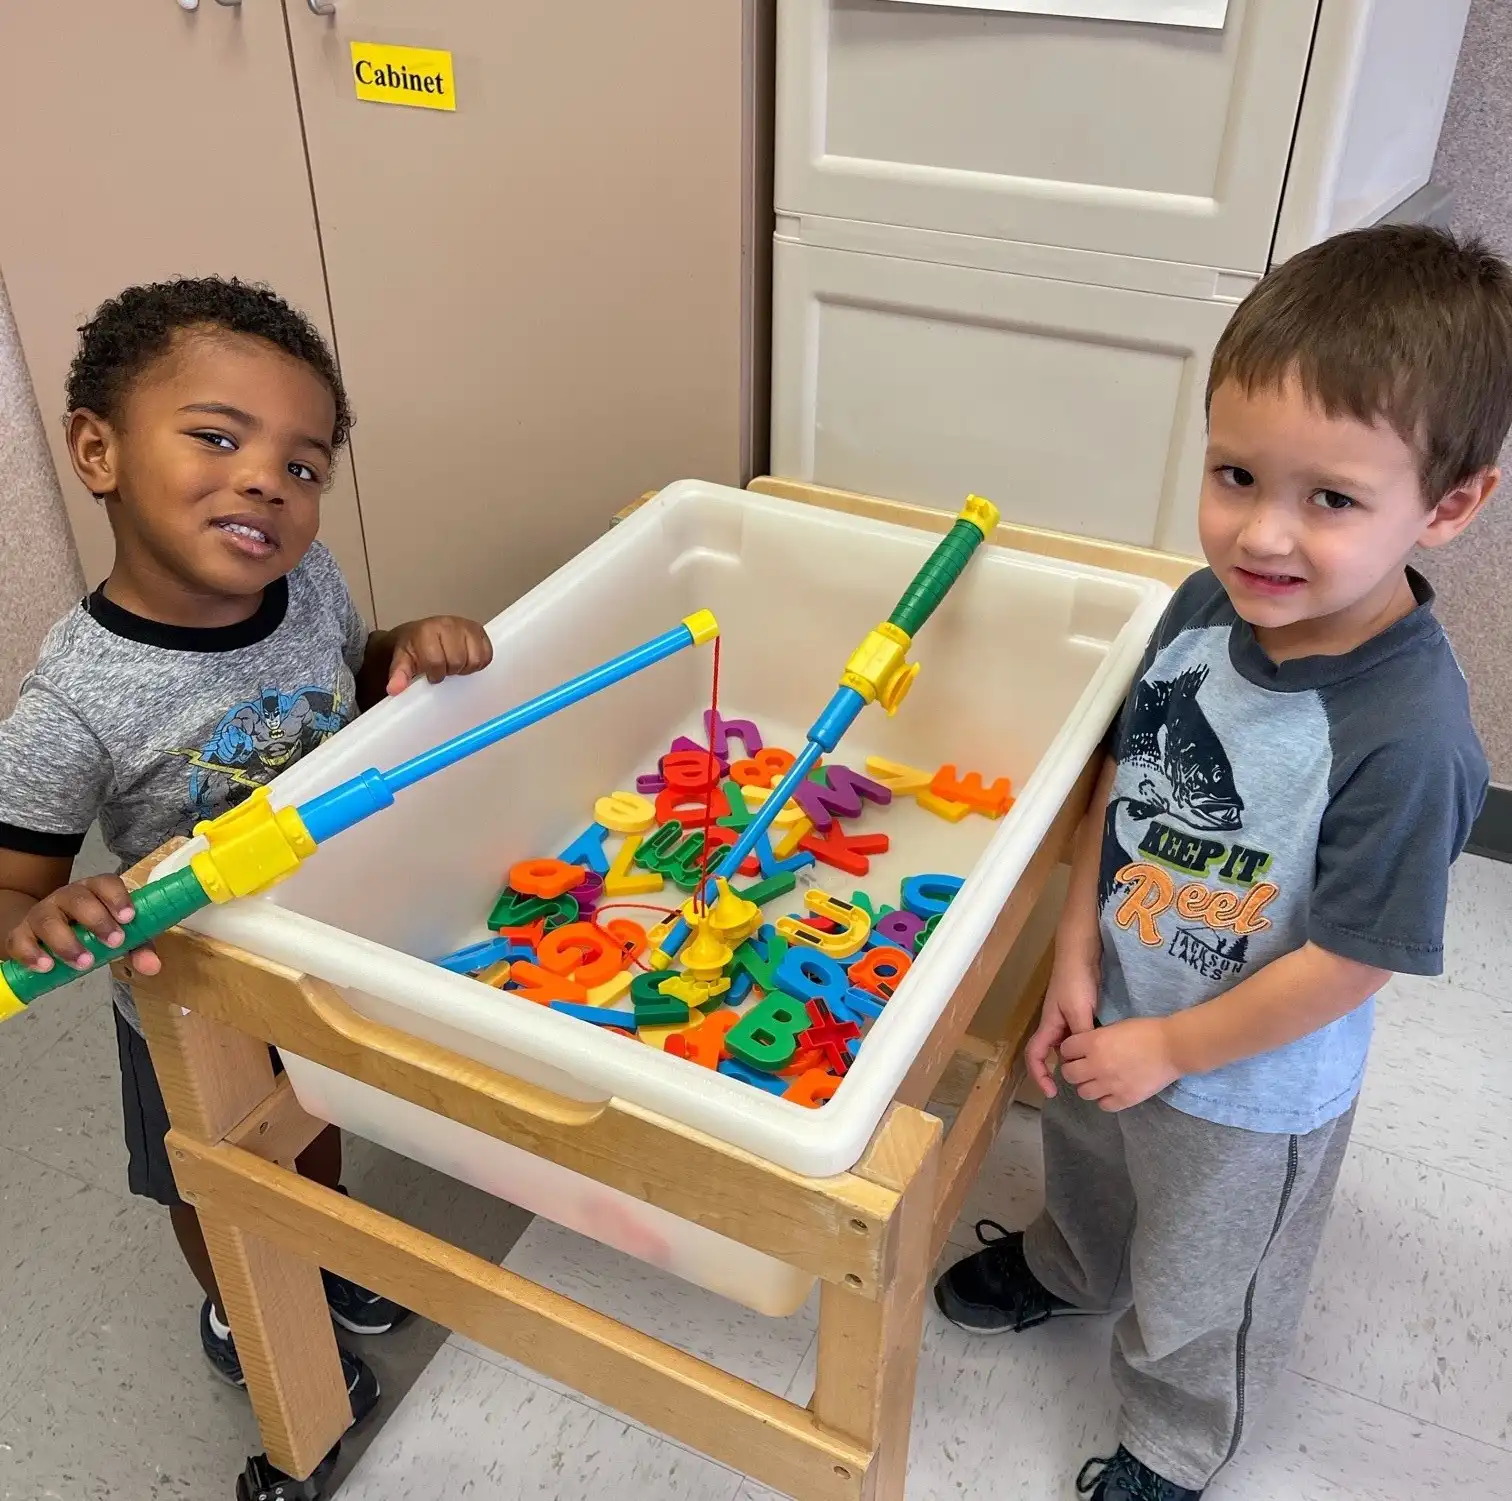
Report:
122,478,1195,1500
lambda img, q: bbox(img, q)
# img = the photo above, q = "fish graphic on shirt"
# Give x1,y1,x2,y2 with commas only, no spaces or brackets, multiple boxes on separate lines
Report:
1099,666,1245,908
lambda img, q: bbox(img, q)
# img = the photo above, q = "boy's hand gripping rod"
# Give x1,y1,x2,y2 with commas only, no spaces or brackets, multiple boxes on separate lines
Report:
0,611,720,1019
651,496,1000,968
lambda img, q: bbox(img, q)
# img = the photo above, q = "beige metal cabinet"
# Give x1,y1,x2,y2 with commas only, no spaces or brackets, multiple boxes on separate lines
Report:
0,2,769,627
284,0,761,623
0,0,374,618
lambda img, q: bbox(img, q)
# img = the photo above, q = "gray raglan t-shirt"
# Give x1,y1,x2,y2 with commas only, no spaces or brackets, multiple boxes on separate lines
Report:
1097,568,1488,1134
0,542,366,1032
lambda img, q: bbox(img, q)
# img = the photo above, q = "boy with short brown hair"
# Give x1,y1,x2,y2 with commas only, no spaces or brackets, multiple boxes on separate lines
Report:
935,225,1506,1499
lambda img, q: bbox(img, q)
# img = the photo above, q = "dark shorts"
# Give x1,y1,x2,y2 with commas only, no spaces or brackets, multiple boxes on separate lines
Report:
114,1005,282,1208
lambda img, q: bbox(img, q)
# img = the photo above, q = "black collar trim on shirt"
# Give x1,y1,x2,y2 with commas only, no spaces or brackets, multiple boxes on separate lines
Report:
1227,568,1440,692
82,576,289,653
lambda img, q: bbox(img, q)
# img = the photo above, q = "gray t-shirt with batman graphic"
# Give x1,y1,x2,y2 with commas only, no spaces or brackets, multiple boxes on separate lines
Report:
1098,567,1487,1135
0,542,366,1032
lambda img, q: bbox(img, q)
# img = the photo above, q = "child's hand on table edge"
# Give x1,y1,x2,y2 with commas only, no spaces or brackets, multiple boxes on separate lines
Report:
1058,1016,1181,1112
6,876,161,977
385,616,494,696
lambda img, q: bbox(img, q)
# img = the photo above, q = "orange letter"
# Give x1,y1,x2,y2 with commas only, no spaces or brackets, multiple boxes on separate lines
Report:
1203,889,1243,927
509,858,585,899
1232,882,1279,936
783,1069,840,1108
1113,861,1174,947
1174,883,1213,921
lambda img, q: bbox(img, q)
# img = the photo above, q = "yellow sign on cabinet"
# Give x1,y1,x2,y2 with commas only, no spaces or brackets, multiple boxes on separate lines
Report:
350,42,456,112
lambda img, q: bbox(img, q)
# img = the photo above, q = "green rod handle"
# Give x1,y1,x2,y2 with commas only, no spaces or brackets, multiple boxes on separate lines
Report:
0,865,212,1011
887,517,991,639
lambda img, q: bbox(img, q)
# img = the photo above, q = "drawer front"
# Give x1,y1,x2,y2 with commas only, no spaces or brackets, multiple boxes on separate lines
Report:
772,237,1236,555
777,0,1321,272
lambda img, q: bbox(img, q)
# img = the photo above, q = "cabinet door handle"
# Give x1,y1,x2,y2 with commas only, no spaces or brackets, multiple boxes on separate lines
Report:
176,0,243,9
307,0,337,13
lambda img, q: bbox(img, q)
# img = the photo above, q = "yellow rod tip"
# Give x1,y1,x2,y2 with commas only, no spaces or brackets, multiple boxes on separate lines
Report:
682,609,719,646
960,494,1001,535
0,974,27,1022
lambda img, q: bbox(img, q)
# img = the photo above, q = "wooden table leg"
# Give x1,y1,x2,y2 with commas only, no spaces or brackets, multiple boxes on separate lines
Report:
136,991,351,1481
812,1106,941,1500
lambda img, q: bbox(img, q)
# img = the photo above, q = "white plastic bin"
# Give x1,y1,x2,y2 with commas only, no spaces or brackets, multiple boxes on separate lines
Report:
162,481,1168,1314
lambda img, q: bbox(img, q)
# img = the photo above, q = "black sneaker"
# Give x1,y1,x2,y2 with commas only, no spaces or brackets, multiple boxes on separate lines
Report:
323,1268,413,1336
201,1298,248,1387
1077,1446,1204,1500
201,1299,382,1425
933,1220,1082,1333
324,1187,413,1335
342,1345,381,1426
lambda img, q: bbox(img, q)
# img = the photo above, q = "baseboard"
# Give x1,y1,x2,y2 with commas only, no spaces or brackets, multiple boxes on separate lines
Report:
1467,784,1512,864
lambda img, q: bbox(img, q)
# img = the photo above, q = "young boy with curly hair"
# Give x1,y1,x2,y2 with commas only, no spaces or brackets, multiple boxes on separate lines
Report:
936,225,1507,1499
0,278,494,1426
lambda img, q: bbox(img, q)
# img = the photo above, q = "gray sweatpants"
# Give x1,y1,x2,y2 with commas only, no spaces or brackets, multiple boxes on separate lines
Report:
1023,1084,1354,1491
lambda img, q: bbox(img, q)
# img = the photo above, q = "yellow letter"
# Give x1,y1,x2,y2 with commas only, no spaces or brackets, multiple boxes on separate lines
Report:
594,791,656,835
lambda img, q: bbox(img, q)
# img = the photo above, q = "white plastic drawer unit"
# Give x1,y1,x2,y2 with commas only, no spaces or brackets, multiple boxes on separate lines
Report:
771,233,1235,555
162,482,1169,1313
777,0,1322,271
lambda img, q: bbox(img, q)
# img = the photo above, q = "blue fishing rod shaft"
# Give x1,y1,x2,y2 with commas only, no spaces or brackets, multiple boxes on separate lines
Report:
657,686,865,960
300,612,718,844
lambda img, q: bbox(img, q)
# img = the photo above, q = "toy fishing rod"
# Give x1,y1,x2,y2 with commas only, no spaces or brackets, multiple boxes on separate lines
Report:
0,611,720,1019
652,496,1000,967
